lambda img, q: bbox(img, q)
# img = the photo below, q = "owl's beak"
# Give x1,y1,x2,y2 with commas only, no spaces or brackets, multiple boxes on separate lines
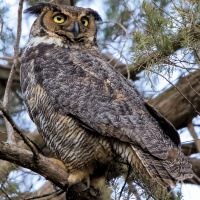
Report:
72,21,80,38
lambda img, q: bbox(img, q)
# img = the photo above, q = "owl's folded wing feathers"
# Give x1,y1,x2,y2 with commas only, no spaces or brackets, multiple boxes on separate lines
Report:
34,47,193,181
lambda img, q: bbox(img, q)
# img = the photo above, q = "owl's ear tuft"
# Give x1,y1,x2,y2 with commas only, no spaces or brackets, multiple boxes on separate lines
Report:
24,3,59,16
86,9,102,22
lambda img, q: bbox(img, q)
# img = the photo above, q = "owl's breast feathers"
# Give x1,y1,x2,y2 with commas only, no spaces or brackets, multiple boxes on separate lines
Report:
21,42,193,187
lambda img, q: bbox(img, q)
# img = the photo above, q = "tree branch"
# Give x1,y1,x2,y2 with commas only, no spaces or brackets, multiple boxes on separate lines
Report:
149,70,200,130
0,142,103,200
184,158,200,185
188,123,200,153
182,142,197,156
2,0,24,144
0,102,39,158
0,142,69,188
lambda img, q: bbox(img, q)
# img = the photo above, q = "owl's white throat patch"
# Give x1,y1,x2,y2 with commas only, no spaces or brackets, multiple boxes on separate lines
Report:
28,36,68,48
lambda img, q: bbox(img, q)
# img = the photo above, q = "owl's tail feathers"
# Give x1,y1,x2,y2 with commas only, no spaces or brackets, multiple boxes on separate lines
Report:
113,141,193,199
132,146,176,187
131,145,193,187
113,141,172,199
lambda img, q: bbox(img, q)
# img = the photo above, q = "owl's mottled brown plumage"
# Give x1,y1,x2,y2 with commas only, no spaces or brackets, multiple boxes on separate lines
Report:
21,2,193,195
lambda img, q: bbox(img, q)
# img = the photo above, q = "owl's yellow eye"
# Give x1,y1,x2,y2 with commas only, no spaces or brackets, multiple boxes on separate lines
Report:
81,17,89,27
53,14,66,24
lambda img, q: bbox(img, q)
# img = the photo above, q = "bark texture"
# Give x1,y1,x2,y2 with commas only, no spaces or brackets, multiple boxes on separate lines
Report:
149,70,200,129
0,142,102,200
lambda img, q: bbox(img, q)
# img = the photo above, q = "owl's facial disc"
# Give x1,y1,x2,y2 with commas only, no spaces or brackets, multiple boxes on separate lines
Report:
25,3,102,44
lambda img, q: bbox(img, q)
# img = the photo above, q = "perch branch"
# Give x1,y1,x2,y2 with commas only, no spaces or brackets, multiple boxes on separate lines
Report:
0,142,103,200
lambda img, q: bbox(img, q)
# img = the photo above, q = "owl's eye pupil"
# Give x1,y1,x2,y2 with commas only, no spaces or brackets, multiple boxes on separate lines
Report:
81,18,89,27
53,14,66,23
57,16,62,21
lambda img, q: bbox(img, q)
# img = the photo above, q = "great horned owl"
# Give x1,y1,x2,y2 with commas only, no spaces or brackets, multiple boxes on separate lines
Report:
21,2,193,196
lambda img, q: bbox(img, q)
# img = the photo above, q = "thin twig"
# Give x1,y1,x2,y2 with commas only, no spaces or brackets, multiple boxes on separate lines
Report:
0,102,39,159
3,0,23,106
103,20,128,37
103,20,130,79
119,164,131,199
0,188,12,200
152,0,183,26
2,0,24,144
25,189,64,200
0,14,3,38
0,57,14,62
182,138,200,144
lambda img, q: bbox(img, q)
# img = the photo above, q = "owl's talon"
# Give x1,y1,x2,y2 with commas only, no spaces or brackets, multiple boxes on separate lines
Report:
82,176,90,191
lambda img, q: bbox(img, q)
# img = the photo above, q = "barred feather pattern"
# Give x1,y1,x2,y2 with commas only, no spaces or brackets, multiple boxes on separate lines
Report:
23,83,113,173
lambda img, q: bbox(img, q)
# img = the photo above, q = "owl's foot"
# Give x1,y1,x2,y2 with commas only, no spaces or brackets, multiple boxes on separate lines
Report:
82,176,90,191
68,170,90,186
49,158,67,171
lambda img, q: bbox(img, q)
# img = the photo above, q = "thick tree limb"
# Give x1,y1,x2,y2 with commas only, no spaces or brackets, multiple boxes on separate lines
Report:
0,142,102,200
149,70,200,130
184,158,200,185
182,142,197,156
0,142,69,188
102,53,143,81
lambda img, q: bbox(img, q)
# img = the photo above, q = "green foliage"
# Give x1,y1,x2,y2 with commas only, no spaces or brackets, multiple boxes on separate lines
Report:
0,163,22,200
131,0,200,83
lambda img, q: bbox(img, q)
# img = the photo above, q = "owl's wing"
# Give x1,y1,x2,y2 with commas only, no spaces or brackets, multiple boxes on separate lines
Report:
35,47,180,160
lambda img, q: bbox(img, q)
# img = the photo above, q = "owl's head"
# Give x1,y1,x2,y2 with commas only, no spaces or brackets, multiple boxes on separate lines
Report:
25,3,102,47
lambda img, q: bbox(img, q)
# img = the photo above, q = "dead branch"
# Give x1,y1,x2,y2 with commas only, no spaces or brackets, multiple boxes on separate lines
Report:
2,0,24,144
